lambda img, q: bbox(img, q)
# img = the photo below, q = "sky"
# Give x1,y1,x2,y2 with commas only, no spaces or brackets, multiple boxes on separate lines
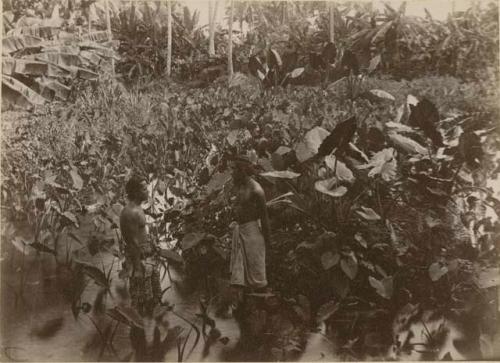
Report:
182,0,477,28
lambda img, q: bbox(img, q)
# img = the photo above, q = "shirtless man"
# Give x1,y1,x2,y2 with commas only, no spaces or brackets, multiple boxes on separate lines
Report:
120,175,161,316
230,157,271,293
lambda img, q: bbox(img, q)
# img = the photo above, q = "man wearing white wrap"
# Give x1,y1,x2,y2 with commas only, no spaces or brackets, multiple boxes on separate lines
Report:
229,156,271,292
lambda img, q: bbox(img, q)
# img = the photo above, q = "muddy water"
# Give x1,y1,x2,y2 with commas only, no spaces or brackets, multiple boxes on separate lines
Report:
0,215,337,362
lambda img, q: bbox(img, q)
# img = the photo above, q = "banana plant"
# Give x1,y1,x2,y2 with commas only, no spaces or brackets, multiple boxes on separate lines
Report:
248,46,304,88
2,33,117,108
2,0,118,109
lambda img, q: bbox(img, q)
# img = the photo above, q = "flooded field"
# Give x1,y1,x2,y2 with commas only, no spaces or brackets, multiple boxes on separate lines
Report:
0,214,339,362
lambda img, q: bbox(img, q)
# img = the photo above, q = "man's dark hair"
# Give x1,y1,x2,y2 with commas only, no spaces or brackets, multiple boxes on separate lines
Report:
232,156,256,176
126,174,145,200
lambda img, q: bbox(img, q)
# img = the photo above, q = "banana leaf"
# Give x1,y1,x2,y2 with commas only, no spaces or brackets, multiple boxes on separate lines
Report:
35,77,71,100
34,52,83,68
14,59,49,76
80,31,109,43
2,58,16,75
3,11,15,33
2,75,47,108
10,57,72,78
371,20,394,44
14,15,42,29
79,50,103,66
46,63,72,78
73,67,99,80
42,45,80,54
9,25,59,39
3,35,43,54
79,41,117,59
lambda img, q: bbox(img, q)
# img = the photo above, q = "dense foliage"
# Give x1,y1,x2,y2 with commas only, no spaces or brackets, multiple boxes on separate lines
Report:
2,66,500,358
113,0,499,82
2,0,500,361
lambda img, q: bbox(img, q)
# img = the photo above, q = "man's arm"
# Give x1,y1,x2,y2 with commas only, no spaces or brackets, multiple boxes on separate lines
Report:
254,187,271,248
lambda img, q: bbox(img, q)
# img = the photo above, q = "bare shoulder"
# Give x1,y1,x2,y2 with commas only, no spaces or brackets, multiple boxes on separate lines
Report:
249,178,265,199
120,204,145,223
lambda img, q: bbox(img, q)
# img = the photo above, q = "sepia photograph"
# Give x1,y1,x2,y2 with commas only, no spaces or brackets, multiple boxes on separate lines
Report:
1,0,499,361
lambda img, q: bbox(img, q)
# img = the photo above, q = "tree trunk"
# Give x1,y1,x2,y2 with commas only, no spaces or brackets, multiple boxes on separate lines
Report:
228,0,234,78
329,1,335,43
104,0,114,75
167,0,172,77
281,2,287,25
208,1,214,56
249,5,253,32
208,0,219,56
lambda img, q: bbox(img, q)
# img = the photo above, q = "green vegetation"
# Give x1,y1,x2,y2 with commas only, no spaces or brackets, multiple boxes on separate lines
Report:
1,0,499,361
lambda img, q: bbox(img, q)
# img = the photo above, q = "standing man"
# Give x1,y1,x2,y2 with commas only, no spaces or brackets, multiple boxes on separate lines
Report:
120,175,161,317
230,156,271,293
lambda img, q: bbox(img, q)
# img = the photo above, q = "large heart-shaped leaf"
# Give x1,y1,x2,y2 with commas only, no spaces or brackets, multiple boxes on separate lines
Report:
385,121,414,133
316,300,339,323
321,42,337,64
369,89,395,101
367,54,381,73
321,251,340,270
294,142,315,163
290,67,305,79
11,237,33,255
407,94,419,107
62,211,79,227
394,104,407,123
341,253,358,280
325,155,355,183
261,170,301,179
107,306,144,329
368,276,393,299
458,131,483,169
305,126,330,155
317,116,357,157
274,146,292,155
388,132,427,154
248,55,266,80
428,262,448,282
475,267,500,289
356,206,381,221
206,171,231,195
74,260,109,288
354,233,368,248
358,148,397,181
315,178,347,198
331,270,351,298
226,129,251,145
69,167,83,191
30,242,56,255
408,98,443,146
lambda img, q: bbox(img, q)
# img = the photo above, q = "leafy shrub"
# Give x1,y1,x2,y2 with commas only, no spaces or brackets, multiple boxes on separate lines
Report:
2,72,499,358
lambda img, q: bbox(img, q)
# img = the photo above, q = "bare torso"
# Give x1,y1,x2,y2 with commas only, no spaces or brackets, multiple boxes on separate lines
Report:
120,202,152,262
234,178,263,224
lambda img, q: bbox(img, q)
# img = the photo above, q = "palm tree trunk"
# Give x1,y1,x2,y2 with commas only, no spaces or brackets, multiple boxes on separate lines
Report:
104,0,114,75
208,1,215,56
329,1,335,43
228,0,234,78
167,0,172,77
281,2,286,25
